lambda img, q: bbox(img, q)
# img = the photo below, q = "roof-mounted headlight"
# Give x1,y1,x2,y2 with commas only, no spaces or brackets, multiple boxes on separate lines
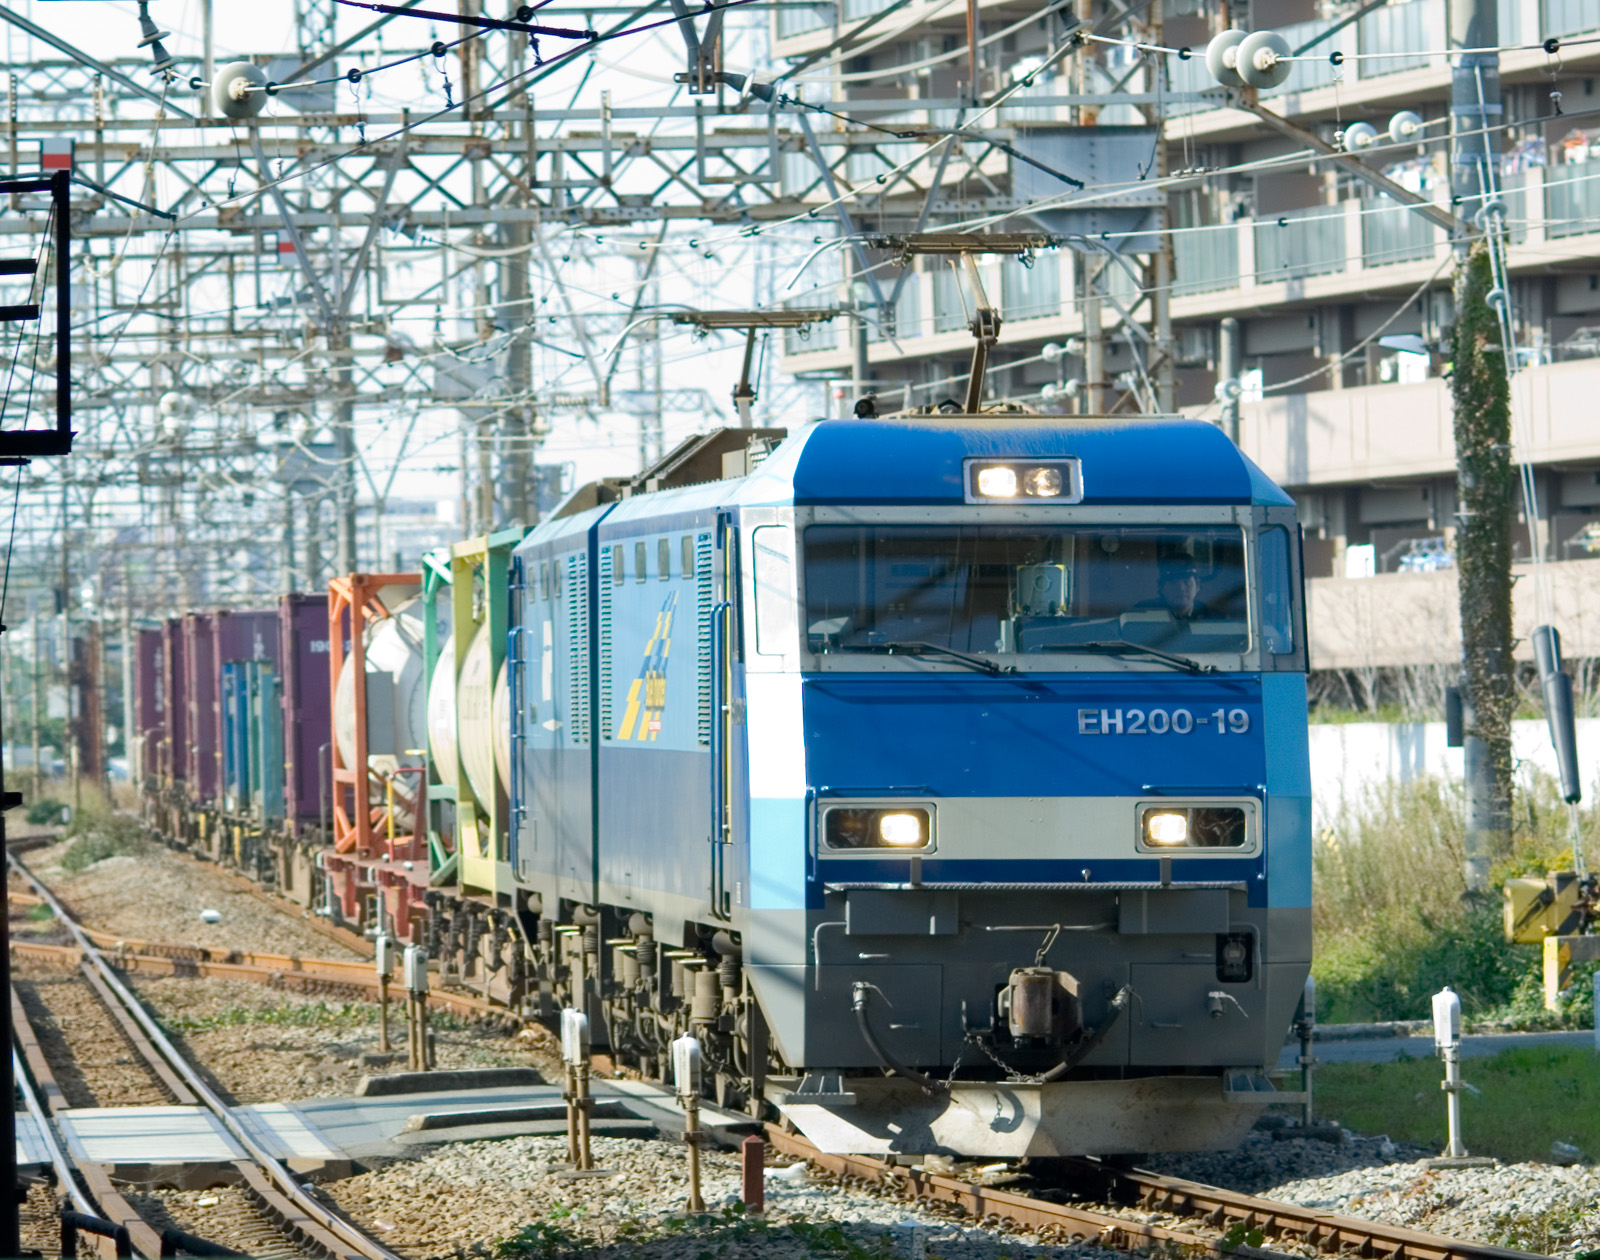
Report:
965,458,1081,504
976,465,1018,497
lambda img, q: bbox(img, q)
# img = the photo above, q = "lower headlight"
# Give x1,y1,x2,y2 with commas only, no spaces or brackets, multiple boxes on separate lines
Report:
824,806,932,850
878,812,925,846
1145,811,1189,845
1139,805,1249,849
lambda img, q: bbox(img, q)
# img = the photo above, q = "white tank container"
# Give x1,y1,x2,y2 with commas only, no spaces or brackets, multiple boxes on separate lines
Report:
426,633,458,789
457,622,501,808
332,607,430,775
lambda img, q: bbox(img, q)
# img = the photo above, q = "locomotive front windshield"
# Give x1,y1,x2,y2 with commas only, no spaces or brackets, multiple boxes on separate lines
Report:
803,524,1255,660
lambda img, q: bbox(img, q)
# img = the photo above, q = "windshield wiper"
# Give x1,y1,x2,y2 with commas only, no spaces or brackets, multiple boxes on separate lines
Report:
843,640,1014,676
1054,640,1217,674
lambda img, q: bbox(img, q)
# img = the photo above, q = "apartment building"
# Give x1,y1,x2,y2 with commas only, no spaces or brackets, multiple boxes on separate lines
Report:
771,0,1600,669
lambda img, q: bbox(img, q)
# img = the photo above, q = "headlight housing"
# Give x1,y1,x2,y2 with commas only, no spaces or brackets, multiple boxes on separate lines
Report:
824,806,932,850
1138,804,1249,850
964,457,1081,504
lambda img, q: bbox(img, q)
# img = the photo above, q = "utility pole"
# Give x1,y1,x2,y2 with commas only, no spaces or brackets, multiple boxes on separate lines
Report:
1219,316,1241,443
501,218,533,527
120,585,136,788
333,340,358,575
1450,0,1511,892
30,595,41,799
1148,0,1177,413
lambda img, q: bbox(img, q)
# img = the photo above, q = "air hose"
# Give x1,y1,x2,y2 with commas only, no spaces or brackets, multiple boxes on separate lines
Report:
852,982,949,1095
1037,983,1134,1082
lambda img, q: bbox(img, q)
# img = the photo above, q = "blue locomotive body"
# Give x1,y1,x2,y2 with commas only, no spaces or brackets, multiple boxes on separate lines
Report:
505,414,1311,1158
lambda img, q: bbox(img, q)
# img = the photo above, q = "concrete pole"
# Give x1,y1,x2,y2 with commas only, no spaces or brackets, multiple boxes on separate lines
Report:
1082,261,1105,415
1219,316,1241,444
332,333,358,576
30,597,41,799
200,0,213,118
120,589,135,789
500,217,533,528
1148,0,1176,413
281,485,297,595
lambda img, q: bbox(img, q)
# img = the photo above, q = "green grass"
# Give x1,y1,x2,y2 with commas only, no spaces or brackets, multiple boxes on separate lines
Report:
59,803,143,872
1312,773,1599,1027
1316,1045,1600,1167
25,797,66,826
166,1001,378,1036
489,1204,919,1260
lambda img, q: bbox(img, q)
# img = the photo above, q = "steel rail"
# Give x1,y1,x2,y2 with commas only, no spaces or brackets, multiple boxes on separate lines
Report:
765,1128,1553,1260
11,985,164,1257
1072,1161,1552,1260
6,937,509,1022
8,852,406,1260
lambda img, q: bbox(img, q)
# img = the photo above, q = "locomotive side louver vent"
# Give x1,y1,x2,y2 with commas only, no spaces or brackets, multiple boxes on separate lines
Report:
598,544,614,739
567,552,589,745
696,532,713,746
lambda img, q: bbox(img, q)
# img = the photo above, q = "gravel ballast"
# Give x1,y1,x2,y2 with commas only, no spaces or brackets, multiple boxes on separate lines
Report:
1153,1128,1600,1259
319,1135,1119,1260
15,836,363,960
126,975,550,1104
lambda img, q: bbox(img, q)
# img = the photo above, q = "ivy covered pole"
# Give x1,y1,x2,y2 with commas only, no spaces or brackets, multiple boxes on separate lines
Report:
1450,244,1514,893
1449,0,1511,893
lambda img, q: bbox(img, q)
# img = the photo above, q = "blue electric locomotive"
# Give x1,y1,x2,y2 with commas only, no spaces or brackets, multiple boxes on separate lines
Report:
507,413,1310,1158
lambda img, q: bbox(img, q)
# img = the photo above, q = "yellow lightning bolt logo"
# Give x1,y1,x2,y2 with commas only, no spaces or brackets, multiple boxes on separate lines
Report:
617,591,677,741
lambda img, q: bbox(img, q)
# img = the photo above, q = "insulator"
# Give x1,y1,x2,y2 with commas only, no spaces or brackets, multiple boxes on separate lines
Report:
583,925,600,956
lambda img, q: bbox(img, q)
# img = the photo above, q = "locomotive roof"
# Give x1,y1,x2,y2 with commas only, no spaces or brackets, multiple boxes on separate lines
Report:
746,415,1293,508
523,416,1291,547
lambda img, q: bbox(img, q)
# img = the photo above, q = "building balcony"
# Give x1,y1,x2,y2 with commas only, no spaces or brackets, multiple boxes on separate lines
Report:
778,163,1600,376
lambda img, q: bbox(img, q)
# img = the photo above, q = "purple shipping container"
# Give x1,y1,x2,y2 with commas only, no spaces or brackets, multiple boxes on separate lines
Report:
160,619,186,786
183,613,217,803
134,628,162,788
211,609,281,796
279,593,331,834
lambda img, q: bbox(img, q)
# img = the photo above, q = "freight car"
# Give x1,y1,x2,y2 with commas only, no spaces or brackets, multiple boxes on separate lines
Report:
136,595,334,900
140,413,1311,1161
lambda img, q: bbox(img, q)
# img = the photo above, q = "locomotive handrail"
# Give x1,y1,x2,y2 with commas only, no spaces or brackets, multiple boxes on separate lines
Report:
707,595,734,919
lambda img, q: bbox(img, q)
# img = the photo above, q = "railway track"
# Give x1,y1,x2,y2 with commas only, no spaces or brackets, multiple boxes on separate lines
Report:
7,903,512,1026
9,851,412,1260
8,845,1558,1260
764,1127,1554,1260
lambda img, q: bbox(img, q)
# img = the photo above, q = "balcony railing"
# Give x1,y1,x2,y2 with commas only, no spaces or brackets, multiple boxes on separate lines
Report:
1255,205,1345,282
1362,199,1440,267
1173,224,1241,295
1545,163,1600,239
